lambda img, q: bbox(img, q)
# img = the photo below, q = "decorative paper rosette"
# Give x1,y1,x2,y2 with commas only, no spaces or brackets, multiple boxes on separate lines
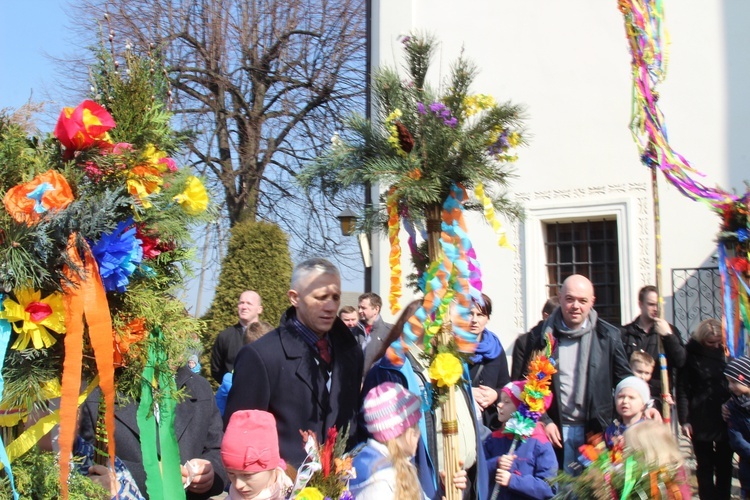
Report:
90,219,144,293
0,289,66,350
3,170,75,225
173,175,209,215
53,100,115,152
428,352,463,388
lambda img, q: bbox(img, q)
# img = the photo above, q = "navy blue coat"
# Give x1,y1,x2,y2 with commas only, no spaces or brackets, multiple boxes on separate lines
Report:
224,307,363,467
483,425,557,500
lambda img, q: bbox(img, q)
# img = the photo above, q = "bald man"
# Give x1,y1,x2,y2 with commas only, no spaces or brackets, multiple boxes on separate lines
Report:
210,290,264,382
527,275,631,473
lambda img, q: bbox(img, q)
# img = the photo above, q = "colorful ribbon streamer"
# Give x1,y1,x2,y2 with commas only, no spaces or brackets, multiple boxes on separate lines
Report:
386,188,403,314
719,244,749,357
59,235,116,499
3,377,99,465
474,183,512,248
620,0,740,209
0,296,18,499
137,327,185,500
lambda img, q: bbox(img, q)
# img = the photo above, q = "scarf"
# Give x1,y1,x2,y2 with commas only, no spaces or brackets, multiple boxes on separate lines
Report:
542,307,598,409
469,329,503,364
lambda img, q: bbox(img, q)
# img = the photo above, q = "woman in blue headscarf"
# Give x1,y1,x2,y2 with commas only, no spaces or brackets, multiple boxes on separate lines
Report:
468,293,510,428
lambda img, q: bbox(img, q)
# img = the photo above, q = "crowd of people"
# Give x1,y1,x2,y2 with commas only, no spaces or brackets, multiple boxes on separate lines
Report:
76,258,748,499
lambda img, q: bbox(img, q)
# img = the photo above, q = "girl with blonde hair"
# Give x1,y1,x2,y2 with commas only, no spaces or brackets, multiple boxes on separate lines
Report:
623,420,692,498
351,382,467,499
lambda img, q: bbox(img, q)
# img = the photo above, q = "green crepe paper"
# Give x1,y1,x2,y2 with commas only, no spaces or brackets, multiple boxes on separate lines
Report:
137,327,186,500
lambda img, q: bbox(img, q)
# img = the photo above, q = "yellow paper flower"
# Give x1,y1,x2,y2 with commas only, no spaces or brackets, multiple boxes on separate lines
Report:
463,94,496,117
295,487,325,500
127,164,164,209
428,352,463,388
173,176,209,215
0,289,66,350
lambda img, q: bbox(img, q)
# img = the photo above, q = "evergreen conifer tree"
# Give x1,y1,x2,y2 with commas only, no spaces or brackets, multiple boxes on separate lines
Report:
204,220,292,347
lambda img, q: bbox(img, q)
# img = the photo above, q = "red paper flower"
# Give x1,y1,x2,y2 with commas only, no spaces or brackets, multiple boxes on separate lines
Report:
3,170,75,224
53,100,116,152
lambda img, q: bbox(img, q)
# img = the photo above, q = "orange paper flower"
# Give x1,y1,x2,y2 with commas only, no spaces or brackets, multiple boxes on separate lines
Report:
127,165,164,208
113,317,148,367
3,170,75,224
54,100,116,151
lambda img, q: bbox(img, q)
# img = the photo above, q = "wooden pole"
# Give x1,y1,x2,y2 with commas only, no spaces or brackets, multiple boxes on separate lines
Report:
651,168,671,423
425,203,461,500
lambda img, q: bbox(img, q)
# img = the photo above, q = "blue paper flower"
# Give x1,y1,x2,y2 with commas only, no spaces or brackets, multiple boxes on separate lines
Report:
738,228,748,242
91,219,144,293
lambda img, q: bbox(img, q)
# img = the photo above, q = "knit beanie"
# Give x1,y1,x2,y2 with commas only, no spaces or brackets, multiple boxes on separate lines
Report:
221,410,282,472
363,382,422,443
725,355,750,387
614,376,651,405
500,381,553,411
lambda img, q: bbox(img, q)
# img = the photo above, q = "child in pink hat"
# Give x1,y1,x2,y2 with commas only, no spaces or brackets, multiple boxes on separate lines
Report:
483,381,557,499
221,410,292,500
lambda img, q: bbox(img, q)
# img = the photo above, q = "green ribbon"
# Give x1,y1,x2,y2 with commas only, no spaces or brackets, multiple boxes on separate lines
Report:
137,327,186,500
620,455,636,500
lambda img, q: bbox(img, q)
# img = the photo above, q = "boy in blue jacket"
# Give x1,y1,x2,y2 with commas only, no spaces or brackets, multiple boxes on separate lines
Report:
725,355,750,497
484,381,557,499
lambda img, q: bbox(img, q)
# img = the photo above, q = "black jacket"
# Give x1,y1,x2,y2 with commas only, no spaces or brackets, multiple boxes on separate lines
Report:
210,323,245,383
79,367,227,499
676,338,730,442
511,322,541,381
224,307,363,467
529,316,632,434
620,319,686,400
469,344,510,428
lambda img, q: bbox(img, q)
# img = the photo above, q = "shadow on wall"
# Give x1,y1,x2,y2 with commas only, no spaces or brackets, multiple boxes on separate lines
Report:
723,0,750,192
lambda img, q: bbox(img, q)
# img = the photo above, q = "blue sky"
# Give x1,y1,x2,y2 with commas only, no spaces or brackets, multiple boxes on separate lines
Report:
1,1,73,117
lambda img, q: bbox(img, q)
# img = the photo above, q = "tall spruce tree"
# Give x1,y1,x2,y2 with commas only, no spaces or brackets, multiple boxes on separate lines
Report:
204,220,293,347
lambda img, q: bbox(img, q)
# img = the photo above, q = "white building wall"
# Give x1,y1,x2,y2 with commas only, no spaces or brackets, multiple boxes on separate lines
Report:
370,1,749,351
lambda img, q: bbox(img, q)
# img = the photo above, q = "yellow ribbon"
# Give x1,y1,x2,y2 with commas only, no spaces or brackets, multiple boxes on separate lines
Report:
1,376,99,466
474,183,513,249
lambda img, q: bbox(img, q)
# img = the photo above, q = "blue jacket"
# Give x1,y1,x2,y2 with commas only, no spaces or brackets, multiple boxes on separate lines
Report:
362,354,489,500
215,371,233,416
483,425,557,500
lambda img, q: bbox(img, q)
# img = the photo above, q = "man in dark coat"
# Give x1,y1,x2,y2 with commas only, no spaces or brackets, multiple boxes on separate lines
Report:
620,285,686,406
79,366,227,499
355,292,393,374
528,275,631,473
210,290,263,383
511,296,559,381
224,258,364,467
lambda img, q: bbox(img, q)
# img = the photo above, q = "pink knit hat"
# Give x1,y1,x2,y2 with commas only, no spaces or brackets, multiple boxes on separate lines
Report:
363,382,422,442
221,410,282,472
500,381,552,411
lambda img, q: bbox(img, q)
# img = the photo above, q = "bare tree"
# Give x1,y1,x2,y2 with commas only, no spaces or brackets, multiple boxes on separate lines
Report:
79,0,366,251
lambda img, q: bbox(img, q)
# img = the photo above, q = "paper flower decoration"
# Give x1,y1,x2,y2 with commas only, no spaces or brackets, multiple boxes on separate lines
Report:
295,488,324,500
0,289,66,350
428,352,463,388
114,317,148,367
3,170,75,224
90,219,144,293
127,165,164,209
173,176,209,215
53,100,115,151
142,144,178,173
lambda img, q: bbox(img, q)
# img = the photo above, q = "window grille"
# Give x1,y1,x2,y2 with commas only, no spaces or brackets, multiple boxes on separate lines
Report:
545,219,621,325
